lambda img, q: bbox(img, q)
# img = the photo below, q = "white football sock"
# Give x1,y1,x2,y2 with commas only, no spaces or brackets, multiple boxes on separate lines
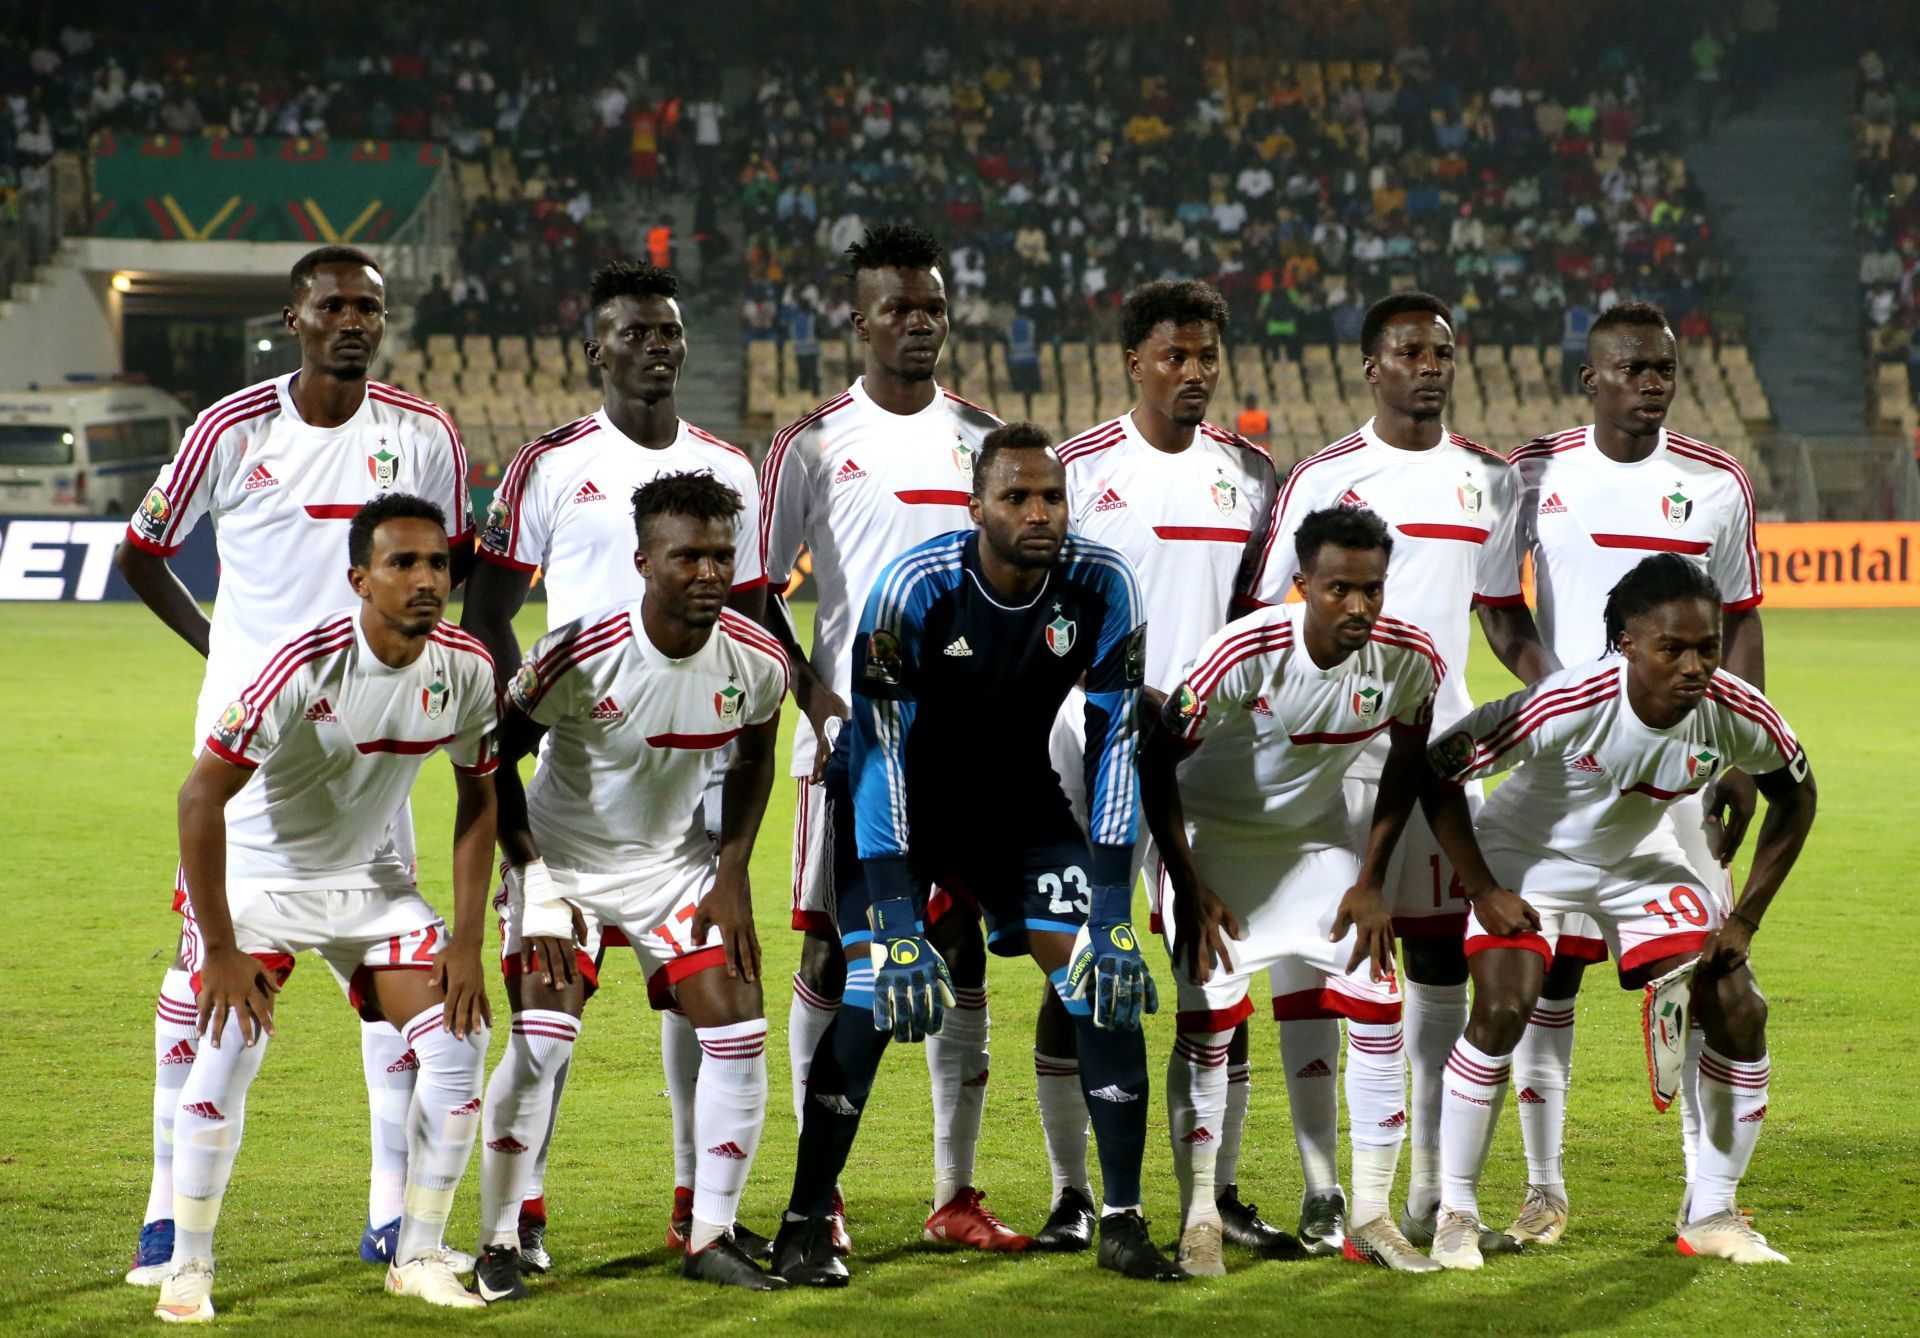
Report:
1279,1018,1341,1199
479,1010,579,1249
525,1052,568,1208
1437,1037,1511,1220
1216,1060,1251,1190
1345,1022,1408,1226
692,1020,770,1248
1690,1046,1769,1222
361,1018,414,1226
146,969,198,1225
396,1005,487,1265
1035,1049,1091,1204
169,1012,270,1264
788,974,840,1125
1403,980,1468,1217
663,1008,702,1191
1167,1028,1232,1223
928,985,988,1209
1679,1024,1706,1199
1513,995,1575,1195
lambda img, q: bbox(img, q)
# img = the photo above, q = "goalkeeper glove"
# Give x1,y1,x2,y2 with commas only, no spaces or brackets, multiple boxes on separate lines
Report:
1064,887,1158,1032
867,897,954,1043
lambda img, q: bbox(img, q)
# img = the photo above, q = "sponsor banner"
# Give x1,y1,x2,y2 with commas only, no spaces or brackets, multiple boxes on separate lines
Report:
0,516,218,601
1752,522,1919,608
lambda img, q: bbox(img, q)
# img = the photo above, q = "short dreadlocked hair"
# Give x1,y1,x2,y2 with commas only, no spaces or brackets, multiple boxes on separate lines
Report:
1603,553,1719,651
590,260,680,312
846,223,944,280
1121,279,1230,351
631,471,742,548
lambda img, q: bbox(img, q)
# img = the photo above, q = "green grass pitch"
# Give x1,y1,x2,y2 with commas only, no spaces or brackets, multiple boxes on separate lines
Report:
3,603,1915,1334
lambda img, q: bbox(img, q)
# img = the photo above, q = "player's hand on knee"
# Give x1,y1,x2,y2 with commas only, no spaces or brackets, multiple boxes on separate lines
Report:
867,897,954,1042
1172,876,1240,985
527,935,578,988
197,945,280,1048
1466,885,1539,938
695,877,762,982
1067,914,1158,1033
1334,881,1396,982
1698,915,1754,976
434,943,493,1039
1706,768,1757,865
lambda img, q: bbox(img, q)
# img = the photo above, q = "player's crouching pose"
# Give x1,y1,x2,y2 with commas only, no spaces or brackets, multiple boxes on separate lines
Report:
1422,554,1815,1269
155,495,499,1322
474,472,789,1299
1143,507,1445,1276
771,424,1183,1286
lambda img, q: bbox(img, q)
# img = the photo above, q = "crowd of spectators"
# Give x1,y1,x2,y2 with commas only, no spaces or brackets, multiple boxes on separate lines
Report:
732,10,1742,363
1856,44,1920,398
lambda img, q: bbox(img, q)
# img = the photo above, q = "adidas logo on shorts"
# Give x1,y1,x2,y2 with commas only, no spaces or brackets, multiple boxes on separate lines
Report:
303,697,339,723
452,1098,482,1116
572,480,606,504
1539,492,1569,515
1295,1058,1333,1079
1247,695,1273,717
1094,487,1127,512
814,1092,859,1117
590,695,624,720
706,1141,749,1160
1180,1126,1215,1145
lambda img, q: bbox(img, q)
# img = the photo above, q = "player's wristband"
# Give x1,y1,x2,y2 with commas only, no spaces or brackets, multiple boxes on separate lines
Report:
1727,910,1761,935
1089,881,1133,925
1089,842,1134,895
514,859,572,942
862,854,920,911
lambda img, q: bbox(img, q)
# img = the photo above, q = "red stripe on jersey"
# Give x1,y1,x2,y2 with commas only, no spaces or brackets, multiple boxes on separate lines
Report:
1590,532,1712,555
1621,780,1709,801
1369,626,1447,684
429,624,495,665
1467,667,1619,762
1056,420,1126,464
647,729,743,750
1508,427,1586,462
235,619,354,711
355,734,457,756
1446,431,1508,464
758,393,855,558
204,736,257,769
941,388,1000,420
1199,421,1273,463
1667,435,1762,601
718,610,792,692
1397,522,1489,543
1289,721,1393,746
1706,680,1797,763
686,423,751,462
1707,674,1794,742
1374,614,1443,659
1152,525,1251,543
1255,433,1367,578
895,489,971,506
531,612,629,675
163,387,280,548
368,383,469,532
1188,624,1295,699
232,623,357,754
1469,678,1619,771
495,415,602,552
524,619,630,710
303,504,361,519
1472,591,1529,606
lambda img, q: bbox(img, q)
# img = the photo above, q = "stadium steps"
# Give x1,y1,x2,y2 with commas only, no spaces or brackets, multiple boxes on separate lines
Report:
677,293,749,452
1683,66,1866,434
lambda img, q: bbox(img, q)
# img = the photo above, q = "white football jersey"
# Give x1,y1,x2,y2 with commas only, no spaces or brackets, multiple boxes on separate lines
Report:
1431,658,1803,865
126,375,473,746
205,611,498,892
1058,413,1277,691
760,377,1000,777
1168,601,1443,850
480,410,764,628
1513,426,1763,665
1247,417,1523,769
511,606,788,874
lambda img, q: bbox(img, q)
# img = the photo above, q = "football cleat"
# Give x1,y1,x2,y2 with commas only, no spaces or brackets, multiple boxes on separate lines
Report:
385,1248,485,1308
153,1258,214,1323
1430,1208,1485,1271
1298,1190,1348,1256
1217,1187,1306,1259
1401,1202,1523,1256
1677,1210,1788,1263
1032,1185,1097,1253
1343,1215,1443,1273
666,1186,696,1251
732,1220,774,1262
126,1219,175,1287
474,1245,528,1304
1176,1216,1226,1277
1507,1184,1569,1245
360,1217,397,1265
683,1234,790,1291
771,1217,850,1288
923,1187,1032,1251
518,1201,551,1273
1096,1211,1187,1282
828,1187,852,1257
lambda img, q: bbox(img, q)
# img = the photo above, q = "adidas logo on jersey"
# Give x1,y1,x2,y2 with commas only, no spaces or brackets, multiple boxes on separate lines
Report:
943,636,973,657
1539,492,1569,515
1247,695,1273,717
1088,1084,1139,1103
487,1135,529,1153
835,458,867,484
1517,1086,1545,1104
387,1049,419,1074
572,480,606,504
1094,487,1128,512
243,464,279,491
182,1101,225,1121
1180,1126,1215,1145
590,695,624,721
303,697,339,723
1378,1110,1407,1129
159,1040,196,1065
706,1141,749,1160
1570,753,1604,774
1295,1058,1333,1079
1739,1104,1768,1123
1339,488,1369,510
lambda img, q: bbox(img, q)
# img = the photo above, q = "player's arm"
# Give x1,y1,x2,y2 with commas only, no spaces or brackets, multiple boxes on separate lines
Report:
114,541,211,656
1475,600,1558,686
698,713,779,983
1701,751,1814,975
1138,706,1239,985
176,750,278,1044
459,557,533,690
493,667,583,989
1474,468,1557,685
115,419,222,654
1703,607,1766,863
441,765,496,1038
1339,720,1430,979
756,425,846,778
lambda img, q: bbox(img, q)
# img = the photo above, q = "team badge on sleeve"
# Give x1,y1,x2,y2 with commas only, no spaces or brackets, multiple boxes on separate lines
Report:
1662,489,1692,528
212,700,250,750
864,629,903,685
1429,729,1475,779
510,661,540,707
369,447,400,488
1174,682,1202,718
1044,611,1076,657
1351,684,1382,718
481,496,511,550
134,486,172,541
421,677,449,719
1124,625,1146,686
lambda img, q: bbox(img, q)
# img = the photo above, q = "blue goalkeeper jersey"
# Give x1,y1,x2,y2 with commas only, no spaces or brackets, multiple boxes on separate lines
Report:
849,529,1145,891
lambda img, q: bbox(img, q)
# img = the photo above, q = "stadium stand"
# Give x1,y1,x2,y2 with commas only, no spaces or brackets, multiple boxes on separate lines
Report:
1855,44,1920,447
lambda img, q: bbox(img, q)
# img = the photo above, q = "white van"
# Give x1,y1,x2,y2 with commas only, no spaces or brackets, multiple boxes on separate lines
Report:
0,384,187,516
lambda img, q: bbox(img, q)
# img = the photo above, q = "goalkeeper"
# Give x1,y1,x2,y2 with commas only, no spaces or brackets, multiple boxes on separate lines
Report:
770,423,1182,1286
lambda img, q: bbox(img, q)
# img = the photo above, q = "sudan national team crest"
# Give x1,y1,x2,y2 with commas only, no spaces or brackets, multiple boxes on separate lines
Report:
1685,745,1720,780
714,682,744,723
421,676,449,719
369,447,400,488
1044,610,1077,657
134,485,172,541
1211,476,1237,516
1662,489,1692,529
1351,684,1382,718
953,437,976,475
1457,477,1483,519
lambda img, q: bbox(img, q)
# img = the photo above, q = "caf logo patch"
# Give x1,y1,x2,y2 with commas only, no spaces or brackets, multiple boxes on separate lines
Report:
134,486,172,540
212,699,250,748
482,496,511,550
511,662,540,705
1174,682,1202,718
1124,625,1146,687
864,629,903,684
1429,729,1475,778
